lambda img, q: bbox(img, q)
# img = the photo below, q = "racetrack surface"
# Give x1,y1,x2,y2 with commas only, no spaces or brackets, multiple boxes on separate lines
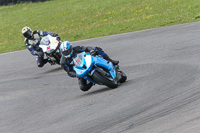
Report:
1,22,200,133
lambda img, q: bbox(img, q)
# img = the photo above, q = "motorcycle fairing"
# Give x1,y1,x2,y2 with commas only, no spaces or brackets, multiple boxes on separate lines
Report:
39,35,59,54
73,52,117,83
93,56,116,80
73,52,94,77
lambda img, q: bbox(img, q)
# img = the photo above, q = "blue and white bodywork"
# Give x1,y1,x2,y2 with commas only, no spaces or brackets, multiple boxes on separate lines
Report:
73,52,119,88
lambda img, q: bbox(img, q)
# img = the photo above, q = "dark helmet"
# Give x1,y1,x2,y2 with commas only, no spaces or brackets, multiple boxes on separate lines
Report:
22,26,32,39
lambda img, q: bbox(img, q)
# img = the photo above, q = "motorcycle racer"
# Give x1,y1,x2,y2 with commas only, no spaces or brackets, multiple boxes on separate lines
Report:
22,26,60,67
60,41,119,91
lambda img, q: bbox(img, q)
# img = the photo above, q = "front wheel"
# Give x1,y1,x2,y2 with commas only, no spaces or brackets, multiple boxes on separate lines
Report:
118,71,127,83
54,52,61,64
92,71,118,89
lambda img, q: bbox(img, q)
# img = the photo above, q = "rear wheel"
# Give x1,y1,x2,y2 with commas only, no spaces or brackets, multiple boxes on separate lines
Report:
92,71,118,89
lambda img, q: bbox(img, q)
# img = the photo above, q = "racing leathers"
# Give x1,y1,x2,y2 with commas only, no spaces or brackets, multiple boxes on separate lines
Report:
60,45,119,91
24,30,58,67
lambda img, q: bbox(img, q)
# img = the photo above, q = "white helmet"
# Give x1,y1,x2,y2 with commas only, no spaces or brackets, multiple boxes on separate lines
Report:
60,41,72,58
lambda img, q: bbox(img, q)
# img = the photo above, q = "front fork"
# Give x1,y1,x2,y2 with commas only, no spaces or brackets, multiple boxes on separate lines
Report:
115,65,123,83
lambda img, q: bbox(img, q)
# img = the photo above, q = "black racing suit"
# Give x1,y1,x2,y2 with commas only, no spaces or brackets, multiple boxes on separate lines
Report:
60,45,118,91
24,30,58,67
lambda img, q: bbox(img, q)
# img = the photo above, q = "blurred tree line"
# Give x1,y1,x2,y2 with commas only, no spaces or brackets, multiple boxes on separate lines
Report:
0,0,49,6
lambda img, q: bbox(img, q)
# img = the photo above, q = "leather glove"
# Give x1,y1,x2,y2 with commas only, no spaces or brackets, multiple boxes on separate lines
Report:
52,33,58,37
90,49,96,56
56,36,61,41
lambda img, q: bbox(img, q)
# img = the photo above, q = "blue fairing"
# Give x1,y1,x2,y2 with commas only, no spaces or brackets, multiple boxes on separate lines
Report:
73,52,116,85
73,52,93,77
93,56,116,79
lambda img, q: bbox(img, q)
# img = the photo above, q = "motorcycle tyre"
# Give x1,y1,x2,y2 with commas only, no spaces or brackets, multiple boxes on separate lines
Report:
119,71,127,83
54,52,61,64
92,71,118,89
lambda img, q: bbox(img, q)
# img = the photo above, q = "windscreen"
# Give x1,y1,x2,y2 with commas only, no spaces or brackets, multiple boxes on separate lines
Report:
73,53,83,66
40,36,50,46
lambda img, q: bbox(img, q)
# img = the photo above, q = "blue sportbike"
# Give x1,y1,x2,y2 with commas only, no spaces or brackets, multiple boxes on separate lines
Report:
73,52,127,90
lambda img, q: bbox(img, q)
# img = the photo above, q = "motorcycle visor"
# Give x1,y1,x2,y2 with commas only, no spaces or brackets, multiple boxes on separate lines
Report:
23,30,32,39
62,47,72,56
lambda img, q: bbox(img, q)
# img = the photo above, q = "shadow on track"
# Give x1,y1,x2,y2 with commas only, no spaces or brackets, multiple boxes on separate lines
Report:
85,87,114,96
77,79,132,97
41,67,63,74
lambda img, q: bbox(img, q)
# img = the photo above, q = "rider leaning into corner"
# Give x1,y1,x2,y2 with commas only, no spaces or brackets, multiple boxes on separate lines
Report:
59,41,119,91
22,26,60,67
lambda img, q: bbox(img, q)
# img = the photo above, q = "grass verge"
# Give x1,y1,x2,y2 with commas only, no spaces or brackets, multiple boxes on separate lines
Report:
0,0,200,53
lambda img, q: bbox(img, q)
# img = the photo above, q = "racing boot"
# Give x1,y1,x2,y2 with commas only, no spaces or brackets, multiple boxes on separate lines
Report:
104,54,119,65
37,57,48,67
78,78,93,92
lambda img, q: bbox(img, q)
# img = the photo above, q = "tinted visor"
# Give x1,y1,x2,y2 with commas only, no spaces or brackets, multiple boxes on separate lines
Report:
23,30,32,39
62,47,72,56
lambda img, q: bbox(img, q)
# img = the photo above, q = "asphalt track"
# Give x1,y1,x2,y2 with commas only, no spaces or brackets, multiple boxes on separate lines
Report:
1,22,200,133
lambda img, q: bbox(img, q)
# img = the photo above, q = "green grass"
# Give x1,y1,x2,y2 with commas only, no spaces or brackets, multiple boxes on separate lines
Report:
0,0,200,53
